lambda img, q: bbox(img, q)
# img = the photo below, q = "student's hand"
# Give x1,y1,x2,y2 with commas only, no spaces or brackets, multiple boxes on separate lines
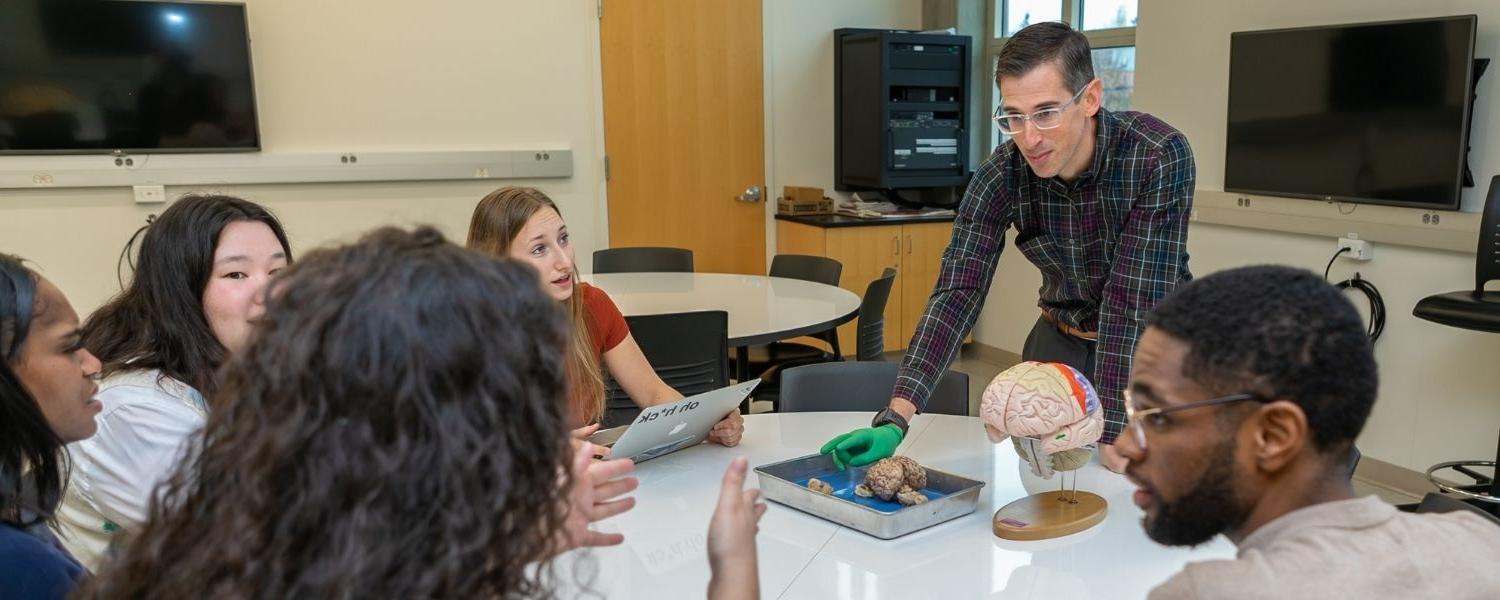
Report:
1100,443,1128,473
707,457,764,600
571,423,611,458
820,424,903,470
708,411,745,447
554,445,638,556
571,423,600,440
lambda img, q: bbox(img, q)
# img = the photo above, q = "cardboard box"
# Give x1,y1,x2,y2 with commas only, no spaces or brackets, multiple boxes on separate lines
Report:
777,196,834,216
782,185,824,203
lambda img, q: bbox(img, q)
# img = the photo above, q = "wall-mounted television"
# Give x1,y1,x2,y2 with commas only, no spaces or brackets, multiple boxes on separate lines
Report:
1224,15,1479,210
0,0,259,155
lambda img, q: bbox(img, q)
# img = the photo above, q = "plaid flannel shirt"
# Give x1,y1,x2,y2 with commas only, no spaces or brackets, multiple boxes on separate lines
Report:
893,109,1195,444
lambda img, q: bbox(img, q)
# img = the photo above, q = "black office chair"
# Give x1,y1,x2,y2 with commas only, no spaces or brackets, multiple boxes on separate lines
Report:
1413,175,1500,332
593,247,694,274
780,360,970,416
770,254,842,286
1414,492,1500,528
730,255,845,373
1409,175,1500,515
601,310,728,428
852,267,899,361
753,267,895,367
749,268,898,409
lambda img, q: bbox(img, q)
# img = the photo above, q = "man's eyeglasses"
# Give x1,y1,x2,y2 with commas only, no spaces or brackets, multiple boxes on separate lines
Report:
1122,388,1265,451
993,86,1087,135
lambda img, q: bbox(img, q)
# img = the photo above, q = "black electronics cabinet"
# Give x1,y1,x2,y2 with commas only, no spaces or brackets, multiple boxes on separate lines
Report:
835,28,971,192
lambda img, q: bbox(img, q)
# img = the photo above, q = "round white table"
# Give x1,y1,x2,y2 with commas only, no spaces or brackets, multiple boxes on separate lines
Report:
558,413,1236,599
579,273,861,347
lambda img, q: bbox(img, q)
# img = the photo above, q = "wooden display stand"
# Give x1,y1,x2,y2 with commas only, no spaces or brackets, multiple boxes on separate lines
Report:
992,490,1107,541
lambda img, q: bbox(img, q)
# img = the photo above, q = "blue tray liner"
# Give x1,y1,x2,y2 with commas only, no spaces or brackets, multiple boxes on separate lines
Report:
794,470,946,513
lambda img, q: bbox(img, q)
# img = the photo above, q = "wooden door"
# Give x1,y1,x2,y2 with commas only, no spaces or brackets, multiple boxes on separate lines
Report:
900,222,954,349
599,0,766,274
827,225,903,353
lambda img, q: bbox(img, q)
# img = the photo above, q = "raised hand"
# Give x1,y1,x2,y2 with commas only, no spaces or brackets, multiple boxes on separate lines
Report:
707,457,766,600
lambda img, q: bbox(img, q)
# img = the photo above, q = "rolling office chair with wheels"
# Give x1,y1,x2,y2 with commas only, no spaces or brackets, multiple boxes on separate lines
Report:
593,247,694,274
1409,175,1500,517
1414,491,1500,528
1413,175,1500,332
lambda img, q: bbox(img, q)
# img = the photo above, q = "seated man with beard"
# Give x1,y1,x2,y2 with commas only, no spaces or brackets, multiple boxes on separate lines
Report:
1115,265,1500,599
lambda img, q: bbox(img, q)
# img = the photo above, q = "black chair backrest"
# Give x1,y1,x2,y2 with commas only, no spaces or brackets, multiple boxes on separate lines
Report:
1415,492,1500,528
780,361,969,416
1476,175,1500,292
856,268,897,361
601,310,728,427
593,247,694,274
769,254,842,286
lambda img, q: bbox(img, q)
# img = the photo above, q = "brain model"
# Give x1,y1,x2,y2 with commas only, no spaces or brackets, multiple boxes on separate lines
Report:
980,361,1103,479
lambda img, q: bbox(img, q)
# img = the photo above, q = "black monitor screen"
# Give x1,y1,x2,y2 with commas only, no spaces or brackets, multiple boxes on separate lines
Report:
1224,16,1476,210
0,0,259,154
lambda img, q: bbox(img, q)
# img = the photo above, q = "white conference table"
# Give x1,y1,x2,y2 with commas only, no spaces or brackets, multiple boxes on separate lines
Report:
579,272,861,347
558,412,1236,599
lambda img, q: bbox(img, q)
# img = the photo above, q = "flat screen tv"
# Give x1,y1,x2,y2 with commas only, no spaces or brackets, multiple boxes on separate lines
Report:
0,0,259,154
1224,15,1478,210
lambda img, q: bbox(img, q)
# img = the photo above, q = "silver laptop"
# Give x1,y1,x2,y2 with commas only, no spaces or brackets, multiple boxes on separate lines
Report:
591,379,759,463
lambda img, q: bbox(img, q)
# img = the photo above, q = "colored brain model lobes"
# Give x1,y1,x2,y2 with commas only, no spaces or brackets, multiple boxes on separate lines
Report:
980,361,1104,478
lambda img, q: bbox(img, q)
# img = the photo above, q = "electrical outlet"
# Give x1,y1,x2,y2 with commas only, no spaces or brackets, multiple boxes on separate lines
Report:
132,184,166,204
1337,236,1372,261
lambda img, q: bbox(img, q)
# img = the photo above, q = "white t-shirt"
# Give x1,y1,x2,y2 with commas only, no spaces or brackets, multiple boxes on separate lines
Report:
52,369,206,571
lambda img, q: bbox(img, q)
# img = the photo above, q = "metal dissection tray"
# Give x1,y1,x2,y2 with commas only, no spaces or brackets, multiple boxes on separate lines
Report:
754,453,985,540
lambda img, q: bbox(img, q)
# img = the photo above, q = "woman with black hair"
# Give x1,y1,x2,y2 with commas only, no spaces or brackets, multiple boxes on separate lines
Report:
0,254,103,599
54,194,291,570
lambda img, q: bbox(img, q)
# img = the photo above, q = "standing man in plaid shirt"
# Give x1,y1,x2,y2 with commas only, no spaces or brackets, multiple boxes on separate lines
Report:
823,22,1194,472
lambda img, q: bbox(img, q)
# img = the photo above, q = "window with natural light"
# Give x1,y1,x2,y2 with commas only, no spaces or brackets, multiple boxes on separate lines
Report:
988,0,1138,151
1082,0,1138,31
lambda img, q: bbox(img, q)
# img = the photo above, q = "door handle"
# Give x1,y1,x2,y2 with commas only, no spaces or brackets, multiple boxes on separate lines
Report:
906,235,912,255
891,235,900,257
736,185,763,203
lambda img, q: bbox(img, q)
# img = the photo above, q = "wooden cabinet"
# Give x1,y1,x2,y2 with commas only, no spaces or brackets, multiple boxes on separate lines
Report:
776,218,956,354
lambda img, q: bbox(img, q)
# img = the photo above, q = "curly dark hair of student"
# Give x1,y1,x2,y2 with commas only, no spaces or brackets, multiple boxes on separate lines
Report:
0,254,67,527
80,227,578,599
1145,264,1377,454
82,193,292,397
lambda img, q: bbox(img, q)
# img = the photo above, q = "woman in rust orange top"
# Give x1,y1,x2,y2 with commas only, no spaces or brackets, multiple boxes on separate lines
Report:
467,186,744,446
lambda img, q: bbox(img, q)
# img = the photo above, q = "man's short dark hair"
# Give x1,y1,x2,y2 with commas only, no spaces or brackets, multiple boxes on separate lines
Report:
1145,265,1377,453
995,21,1095,94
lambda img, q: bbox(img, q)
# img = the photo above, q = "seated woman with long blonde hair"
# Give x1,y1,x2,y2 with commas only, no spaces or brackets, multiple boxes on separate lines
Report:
466,186,744,445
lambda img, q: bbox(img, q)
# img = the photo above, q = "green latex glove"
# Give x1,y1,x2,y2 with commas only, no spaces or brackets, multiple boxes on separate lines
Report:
820,424,904,470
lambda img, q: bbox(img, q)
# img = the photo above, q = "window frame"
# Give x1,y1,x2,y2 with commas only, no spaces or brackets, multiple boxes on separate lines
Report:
985,0,1137,153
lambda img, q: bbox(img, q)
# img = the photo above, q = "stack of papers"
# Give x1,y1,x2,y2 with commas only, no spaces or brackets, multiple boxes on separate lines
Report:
836,199,955,219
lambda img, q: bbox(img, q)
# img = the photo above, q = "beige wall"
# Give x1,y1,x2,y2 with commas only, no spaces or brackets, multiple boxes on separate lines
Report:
3,0,923,313
972,0,1500,471
1,0,609,314
764,0,923,208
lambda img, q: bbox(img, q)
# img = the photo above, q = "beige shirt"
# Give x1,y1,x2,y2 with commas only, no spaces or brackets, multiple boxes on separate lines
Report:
1150,495,1500,599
